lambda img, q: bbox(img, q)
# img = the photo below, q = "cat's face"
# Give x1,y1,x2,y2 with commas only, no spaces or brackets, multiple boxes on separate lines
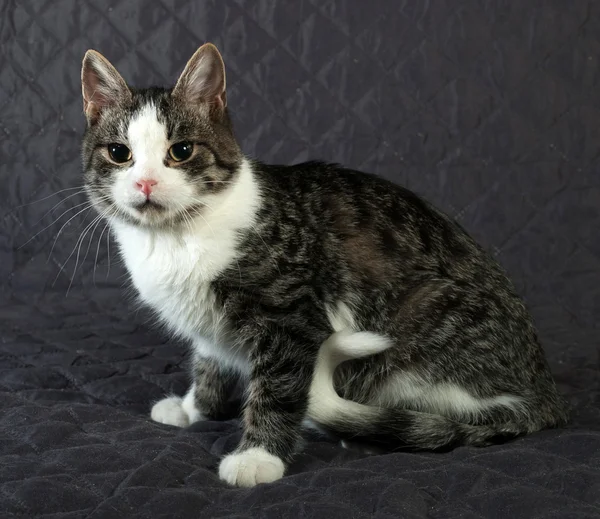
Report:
81,44,242,228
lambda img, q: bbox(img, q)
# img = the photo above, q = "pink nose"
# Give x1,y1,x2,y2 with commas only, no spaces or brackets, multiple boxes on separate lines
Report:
136,179,158,197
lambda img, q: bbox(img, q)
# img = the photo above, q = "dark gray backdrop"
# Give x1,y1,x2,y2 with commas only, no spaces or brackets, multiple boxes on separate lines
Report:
1,1,599,518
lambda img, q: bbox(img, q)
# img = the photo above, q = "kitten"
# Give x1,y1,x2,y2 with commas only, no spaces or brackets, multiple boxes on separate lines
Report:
80,44,569,487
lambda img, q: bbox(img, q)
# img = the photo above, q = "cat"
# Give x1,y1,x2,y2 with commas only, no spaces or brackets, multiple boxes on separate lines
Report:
80,43,569,488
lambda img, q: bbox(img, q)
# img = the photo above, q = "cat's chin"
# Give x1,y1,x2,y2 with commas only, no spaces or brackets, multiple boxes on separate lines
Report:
127,210,178,229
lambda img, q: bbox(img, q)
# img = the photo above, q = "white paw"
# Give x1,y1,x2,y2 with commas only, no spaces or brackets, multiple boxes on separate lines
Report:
218,447,285,487
150,396,190,427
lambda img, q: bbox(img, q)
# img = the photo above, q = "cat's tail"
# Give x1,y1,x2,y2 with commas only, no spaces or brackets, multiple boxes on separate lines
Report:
308,331,524,450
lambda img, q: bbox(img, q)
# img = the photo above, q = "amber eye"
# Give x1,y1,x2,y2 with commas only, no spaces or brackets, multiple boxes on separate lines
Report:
107,143,132,164
168,141,194,162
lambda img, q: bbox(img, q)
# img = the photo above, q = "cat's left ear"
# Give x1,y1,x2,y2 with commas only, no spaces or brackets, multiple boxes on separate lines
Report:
172,43,227,116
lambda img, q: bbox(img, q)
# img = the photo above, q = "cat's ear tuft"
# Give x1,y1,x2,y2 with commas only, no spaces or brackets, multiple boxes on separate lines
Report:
172,43,227,116
81,50,131,125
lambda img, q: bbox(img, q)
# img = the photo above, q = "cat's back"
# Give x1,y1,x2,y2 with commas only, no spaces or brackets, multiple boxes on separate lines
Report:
254,160,465,233
253,161,490,273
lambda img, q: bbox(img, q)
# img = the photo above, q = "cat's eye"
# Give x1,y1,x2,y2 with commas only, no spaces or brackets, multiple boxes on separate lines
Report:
107,143,132,164
168,141,194,162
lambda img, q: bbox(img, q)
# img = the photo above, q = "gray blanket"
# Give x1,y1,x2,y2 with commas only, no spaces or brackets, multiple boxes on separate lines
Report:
1,1,599,517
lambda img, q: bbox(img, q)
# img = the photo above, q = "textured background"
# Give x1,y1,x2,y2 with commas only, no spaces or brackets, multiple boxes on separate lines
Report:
1,1,599,518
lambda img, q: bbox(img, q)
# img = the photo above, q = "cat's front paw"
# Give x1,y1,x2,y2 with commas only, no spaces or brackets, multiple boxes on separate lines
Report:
219,447,285,487
151,396,190,427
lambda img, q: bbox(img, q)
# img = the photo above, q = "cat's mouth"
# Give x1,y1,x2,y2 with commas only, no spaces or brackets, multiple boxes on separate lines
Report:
133,199,166,212
124,198,206,228
109,191,207,228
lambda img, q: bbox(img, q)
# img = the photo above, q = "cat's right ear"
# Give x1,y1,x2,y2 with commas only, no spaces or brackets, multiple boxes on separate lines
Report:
81,50,131,125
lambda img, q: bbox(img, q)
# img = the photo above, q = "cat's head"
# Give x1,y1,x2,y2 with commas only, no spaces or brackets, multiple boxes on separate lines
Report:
80,43,242,228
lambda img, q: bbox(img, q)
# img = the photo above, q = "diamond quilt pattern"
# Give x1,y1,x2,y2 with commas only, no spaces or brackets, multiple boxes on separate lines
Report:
1,1,599,518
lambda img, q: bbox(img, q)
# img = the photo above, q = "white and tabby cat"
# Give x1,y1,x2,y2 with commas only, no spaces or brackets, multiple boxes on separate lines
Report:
80,44,568,487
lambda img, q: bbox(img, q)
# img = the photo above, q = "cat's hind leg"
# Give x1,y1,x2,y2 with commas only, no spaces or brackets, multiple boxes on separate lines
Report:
308,329,565,450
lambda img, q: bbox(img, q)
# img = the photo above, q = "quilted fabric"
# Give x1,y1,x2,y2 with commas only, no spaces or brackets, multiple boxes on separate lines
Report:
1,1,599,517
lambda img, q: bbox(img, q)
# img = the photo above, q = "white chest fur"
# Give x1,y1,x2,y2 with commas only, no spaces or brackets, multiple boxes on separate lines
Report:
114,225,228,339
111,160,261,373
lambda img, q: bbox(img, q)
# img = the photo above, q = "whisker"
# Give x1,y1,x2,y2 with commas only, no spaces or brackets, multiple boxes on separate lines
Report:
36,189,87,224
106,219,111,280
13,186,85,210
92,222,109,286
46,196,111,261
52,198,115,294
94,220,111,286
54,211,104,293
81,212,106,268
67,213,105,295
19,199,95,250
